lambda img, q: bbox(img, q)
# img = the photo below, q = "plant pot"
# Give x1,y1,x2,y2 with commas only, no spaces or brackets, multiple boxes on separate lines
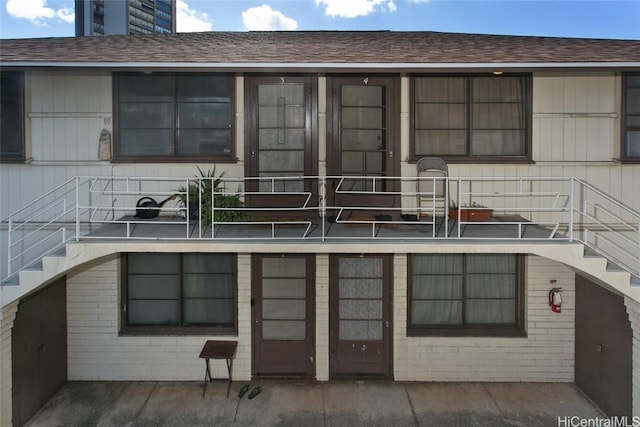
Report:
449,207,493,221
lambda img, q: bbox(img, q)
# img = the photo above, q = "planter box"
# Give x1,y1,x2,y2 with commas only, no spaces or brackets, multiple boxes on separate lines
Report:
449,207,493,221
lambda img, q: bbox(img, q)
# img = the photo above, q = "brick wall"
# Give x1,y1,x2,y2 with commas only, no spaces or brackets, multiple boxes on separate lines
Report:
625,297,640,417
315,254,329,381
67,254,251,381
67,253,576,383
393,255,576,382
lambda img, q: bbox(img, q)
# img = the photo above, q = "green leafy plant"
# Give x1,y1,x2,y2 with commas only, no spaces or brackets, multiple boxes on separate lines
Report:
175,166,245,223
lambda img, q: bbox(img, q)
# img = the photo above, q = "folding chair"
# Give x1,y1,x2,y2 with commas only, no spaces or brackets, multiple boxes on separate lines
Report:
416,157,448,219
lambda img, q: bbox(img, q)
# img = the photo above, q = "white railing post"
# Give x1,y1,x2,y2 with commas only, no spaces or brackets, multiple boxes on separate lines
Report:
444,176,450,238
62,198,67,245
582,182,588,244
320,176,326,242
210,177,215,239
7,215,12,277
568,178,575,242
75,176,80,242
456,178,462,238
197,178,202,239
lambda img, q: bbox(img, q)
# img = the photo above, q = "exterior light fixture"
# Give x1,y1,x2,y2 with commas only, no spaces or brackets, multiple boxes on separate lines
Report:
492,70,503,76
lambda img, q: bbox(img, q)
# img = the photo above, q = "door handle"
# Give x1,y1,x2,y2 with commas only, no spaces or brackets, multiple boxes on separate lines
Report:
388,150,394,158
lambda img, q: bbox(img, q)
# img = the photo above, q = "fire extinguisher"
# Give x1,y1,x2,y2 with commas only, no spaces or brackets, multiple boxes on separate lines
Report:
549,288,562,313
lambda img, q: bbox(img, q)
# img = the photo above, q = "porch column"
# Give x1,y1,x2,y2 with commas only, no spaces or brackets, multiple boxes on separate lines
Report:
0,300,18,427
624,296,640,417
316,254,329,381
236,253,252,381
318,76,327,178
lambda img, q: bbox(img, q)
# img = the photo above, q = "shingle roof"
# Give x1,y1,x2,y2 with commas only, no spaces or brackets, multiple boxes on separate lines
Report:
1,31,639,70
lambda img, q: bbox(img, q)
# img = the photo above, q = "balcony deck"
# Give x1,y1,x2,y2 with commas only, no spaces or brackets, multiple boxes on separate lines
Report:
83,214,562,242
3,175,639,282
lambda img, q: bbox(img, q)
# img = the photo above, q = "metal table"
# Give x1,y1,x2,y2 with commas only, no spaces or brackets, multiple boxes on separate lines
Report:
199,340,238,397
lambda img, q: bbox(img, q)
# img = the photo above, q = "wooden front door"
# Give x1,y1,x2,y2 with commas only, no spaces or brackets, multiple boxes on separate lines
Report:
252,254,315,377
327,76,400,212
244,76,317,210
329,254,392,377
12,277,67,427
575,275,632,416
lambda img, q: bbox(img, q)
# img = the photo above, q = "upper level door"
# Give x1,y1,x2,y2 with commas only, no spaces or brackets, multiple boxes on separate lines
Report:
327,76,400,211
245,76,317,210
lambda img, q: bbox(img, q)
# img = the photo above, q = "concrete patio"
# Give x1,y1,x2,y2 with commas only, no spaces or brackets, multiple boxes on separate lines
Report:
25,380,604,426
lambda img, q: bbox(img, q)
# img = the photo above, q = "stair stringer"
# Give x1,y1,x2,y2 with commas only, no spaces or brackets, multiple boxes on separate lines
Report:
1,240,639,308
529,244,639,303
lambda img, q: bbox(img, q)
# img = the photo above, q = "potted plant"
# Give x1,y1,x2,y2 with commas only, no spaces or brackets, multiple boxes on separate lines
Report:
175,166,245,223
449,200,493,221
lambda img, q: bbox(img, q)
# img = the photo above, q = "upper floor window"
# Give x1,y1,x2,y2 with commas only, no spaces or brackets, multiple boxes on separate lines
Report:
408,254,525,336
114,73,234,162
411,75,531,162
0,71,24,162
623,73,640,161
121,253,237,335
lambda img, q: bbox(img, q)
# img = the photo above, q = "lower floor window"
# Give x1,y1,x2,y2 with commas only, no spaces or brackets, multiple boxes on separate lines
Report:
408,254,524,336
122,253,236,334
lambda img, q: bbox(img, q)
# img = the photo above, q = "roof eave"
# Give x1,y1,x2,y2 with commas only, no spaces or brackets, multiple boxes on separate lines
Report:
2,61,640,72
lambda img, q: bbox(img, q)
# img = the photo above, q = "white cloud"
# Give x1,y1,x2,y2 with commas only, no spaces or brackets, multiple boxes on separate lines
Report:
177,0,213,32
5,0,75,26
314,0,397,18
242,4,298,31
56,7,75,24
387,1,397,13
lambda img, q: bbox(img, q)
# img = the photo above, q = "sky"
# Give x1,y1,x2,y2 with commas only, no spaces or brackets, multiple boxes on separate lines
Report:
0,0,639,40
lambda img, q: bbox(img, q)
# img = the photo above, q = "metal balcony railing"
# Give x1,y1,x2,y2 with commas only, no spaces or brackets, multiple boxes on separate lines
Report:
1,175,639,283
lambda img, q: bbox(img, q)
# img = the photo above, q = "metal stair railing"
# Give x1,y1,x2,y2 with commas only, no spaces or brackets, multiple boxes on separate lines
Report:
572,178,640,280
1,177,81,282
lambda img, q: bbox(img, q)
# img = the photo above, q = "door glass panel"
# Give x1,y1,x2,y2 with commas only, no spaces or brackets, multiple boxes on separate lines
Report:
339,320,382,340
262,257,307,341
263,320,306,340
257,84,305,189
338,258,383,340
340,85,386,191
259,151,304,172
263,278,306,298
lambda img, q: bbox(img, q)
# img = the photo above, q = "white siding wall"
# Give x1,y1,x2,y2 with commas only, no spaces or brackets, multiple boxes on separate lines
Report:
394,255,576,382
2,70,639,220
399,72,640,213
0,71,245,219
533,72,618,162
29,71,112,162
67,255,251,381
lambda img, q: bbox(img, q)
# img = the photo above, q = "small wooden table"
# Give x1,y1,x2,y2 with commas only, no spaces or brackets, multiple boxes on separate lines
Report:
199,340,238,397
